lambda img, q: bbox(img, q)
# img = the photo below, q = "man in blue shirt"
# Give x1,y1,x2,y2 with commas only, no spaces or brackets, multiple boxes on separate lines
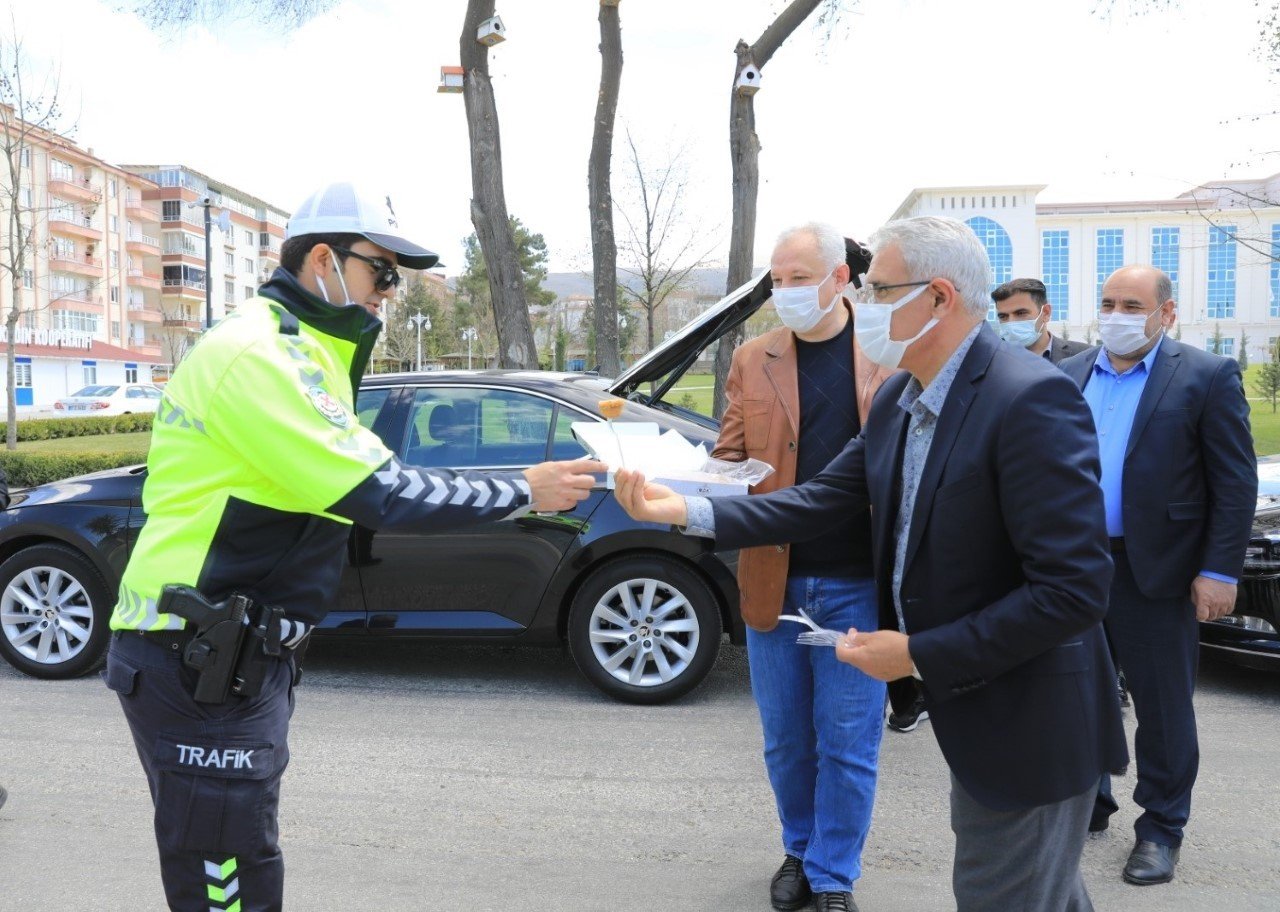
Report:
1060,265,1256,886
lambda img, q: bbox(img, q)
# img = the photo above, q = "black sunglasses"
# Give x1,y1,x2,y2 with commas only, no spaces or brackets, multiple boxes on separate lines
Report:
329,245,401,292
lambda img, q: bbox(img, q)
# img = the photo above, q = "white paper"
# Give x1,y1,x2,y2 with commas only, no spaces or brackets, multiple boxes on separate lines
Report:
571,421,708,475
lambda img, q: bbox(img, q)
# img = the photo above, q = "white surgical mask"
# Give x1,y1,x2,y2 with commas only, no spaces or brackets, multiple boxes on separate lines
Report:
772,269,838,333
1098,310,1161,357
998,314,1045,349
854,283,937,369
317,250,359,310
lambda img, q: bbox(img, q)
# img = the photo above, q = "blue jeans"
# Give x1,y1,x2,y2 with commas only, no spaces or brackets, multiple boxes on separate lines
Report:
746,575,885,894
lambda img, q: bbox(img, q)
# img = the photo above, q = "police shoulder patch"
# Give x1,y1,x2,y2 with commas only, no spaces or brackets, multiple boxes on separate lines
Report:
307,385,350,428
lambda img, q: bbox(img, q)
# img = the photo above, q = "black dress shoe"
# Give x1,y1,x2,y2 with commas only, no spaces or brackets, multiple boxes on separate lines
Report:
814,892,859,912
770,855,811,911
1123,839,1179,885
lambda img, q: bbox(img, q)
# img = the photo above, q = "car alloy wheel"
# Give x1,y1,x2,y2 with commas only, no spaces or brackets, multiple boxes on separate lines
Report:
568,555,721,704
0,544,112,679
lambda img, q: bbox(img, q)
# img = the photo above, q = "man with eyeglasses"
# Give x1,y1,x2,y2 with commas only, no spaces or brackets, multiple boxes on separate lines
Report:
103,181,603,912
614,216,1128,911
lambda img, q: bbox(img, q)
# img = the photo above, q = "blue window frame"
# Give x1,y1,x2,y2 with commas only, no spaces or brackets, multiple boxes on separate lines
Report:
1040,230,1069,321
965,216,1012,320
1271,225,1280,318
1095,229,1125,307
1150,227,1180,301
1207,225,1237,319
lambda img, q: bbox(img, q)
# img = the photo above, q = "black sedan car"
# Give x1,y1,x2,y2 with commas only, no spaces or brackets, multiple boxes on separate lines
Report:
1199,455,1280,671
0,274,774,703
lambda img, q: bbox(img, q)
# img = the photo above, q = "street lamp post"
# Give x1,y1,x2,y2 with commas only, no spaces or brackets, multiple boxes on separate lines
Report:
461,326,477,370
408,312,431,372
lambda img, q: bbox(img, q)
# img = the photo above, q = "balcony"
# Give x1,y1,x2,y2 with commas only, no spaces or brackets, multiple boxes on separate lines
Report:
259,246,280,262
130,342,164,358
125,192,161,222
127,303,164,324
127,269,162,290
51,292,102,312
126,233,161,255
47,176,101,203
162,278,206,300
162,317,203,330
49,255,103,278
49,214,101,241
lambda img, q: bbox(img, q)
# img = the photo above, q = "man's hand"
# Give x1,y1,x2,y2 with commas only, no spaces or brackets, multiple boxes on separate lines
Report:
613,468,689,527
835,629,916,682
1191,575,1237,622
522,457,606,513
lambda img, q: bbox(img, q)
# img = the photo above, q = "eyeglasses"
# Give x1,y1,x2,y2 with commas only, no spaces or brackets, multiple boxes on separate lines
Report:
330,245,401,293
850,277,932,305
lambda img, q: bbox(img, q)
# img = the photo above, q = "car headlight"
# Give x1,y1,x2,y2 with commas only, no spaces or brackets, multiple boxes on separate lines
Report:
1215,615,1279,635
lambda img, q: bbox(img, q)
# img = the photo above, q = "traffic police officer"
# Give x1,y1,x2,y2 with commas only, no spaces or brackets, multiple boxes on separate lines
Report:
104,182,602,912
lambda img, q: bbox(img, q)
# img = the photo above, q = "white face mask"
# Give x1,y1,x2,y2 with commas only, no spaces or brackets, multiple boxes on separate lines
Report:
854,283,937,369
1098,310,1161,358
998,313,1045,349
317,250,361,311
772,268,838,333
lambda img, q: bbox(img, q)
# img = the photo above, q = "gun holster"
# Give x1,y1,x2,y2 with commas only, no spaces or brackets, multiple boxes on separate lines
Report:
157,584,285,704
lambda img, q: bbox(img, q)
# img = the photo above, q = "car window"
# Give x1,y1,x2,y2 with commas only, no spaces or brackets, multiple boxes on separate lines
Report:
145,387,163,399
355,388,392,431
551,408,591,461
72,385,117,397
401,387,555,468
125,387,146,398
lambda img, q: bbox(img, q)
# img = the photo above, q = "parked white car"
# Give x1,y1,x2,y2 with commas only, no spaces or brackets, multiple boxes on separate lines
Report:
53,384,164,416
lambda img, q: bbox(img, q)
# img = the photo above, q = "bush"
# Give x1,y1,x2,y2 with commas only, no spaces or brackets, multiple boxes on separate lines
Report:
10,413,154,442
0,452,147,488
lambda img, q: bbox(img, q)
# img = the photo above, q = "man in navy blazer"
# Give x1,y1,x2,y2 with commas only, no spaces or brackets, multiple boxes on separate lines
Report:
1059,265,1256,886
615,216,1128,911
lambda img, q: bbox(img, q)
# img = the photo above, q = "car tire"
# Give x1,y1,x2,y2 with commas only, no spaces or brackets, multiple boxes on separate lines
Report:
0,543,113,679
567,554,722,705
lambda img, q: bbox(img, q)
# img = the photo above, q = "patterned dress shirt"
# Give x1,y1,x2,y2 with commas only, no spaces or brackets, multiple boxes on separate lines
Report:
890,323,983,632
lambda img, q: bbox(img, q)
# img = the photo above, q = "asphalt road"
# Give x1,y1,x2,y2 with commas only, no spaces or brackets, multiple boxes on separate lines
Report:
1,640,1277,911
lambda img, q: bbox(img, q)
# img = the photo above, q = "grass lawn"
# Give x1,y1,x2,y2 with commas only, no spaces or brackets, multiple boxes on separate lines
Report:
667,372,715,416
14,431,153,456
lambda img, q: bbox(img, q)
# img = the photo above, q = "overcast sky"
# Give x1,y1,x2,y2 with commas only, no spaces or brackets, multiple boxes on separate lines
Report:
9,0,1279,275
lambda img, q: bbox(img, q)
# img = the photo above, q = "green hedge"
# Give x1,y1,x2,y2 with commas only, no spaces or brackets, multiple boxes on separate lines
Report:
0,452,147,488
11,413,154,441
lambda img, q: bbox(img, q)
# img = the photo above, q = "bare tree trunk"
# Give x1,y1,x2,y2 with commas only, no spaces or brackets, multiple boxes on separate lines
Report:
712,0,824,419
588,2,623,377
460,0,537,369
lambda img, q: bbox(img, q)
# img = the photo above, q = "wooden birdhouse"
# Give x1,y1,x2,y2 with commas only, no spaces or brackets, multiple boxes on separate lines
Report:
735,65,761,96
438,66,465,94
476,15,506,46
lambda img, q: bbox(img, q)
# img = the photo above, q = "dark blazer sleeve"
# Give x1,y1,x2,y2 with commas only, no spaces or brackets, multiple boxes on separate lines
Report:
909,371,1113,694
710,433,870,551
1198,359,1257,578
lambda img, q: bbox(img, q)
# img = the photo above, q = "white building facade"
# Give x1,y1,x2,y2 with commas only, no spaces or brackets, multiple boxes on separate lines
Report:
890,174,1280,361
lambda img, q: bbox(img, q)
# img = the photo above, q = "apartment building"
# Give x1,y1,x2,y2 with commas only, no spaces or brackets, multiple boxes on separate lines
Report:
890,173,1280,361
0,114,167,409
120,164,289,370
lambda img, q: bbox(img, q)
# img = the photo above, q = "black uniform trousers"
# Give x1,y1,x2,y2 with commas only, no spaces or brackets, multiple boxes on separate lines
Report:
105,631,295,912
1092,550,1200,847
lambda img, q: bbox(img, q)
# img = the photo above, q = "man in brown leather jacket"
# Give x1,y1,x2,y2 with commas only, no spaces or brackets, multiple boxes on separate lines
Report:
714,223,893,912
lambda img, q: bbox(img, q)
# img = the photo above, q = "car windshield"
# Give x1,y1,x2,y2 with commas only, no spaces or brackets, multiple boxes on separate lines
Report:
69,386,118,397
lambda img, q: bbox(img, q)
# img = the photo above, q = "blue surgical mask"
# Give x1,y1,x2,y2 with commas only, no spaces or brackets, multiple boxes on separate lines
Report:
998,314,1045,348
772,268,838,333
